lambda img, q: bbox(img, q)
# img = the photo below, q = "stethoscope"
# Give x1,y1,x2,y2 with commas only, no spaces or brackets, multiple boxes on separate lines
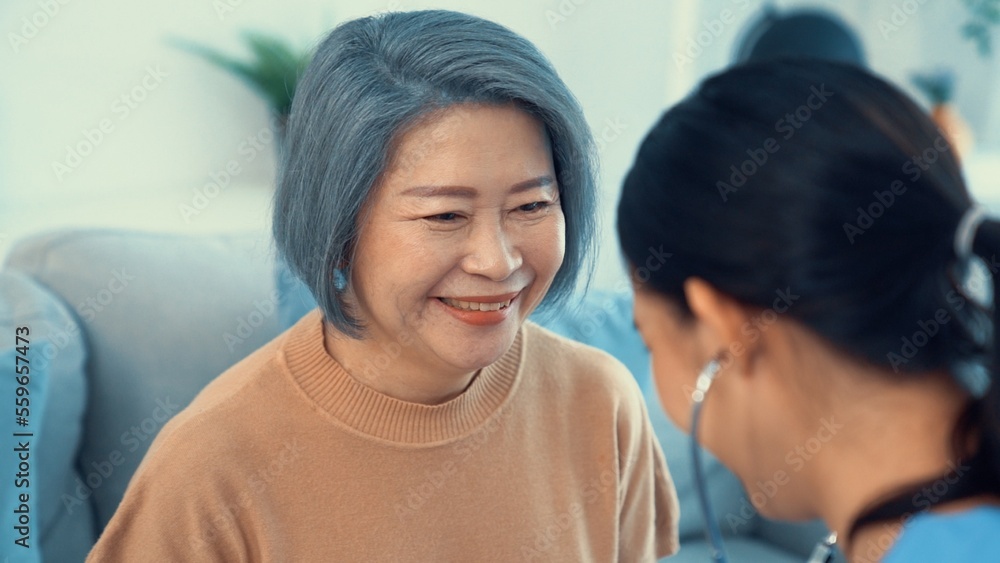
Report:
690,358,839,563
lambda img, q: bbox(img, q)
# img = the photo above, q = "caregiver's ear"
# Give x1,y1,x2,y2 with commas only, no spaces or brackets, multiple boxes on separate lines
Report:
683,278,758,368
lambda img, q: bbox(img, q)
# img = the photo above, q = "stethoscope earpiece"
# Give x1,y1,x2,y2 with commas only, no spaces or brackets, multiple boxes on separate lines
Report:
689,358,839,563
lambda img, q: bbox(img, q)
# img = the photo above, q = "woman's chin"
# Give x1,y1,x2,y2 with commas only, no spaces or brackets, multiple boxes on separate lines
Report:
436,337,515,375
445,349,507,374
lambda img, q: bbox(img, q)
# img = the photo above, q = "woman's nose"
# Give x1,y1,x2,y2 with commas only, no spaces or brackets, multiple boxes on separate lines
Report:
460,219,523,281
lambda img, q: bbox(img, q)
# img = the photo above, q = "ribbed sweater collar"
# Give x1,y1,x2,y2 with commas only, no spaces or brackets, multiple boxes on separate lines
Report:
280,310,524,445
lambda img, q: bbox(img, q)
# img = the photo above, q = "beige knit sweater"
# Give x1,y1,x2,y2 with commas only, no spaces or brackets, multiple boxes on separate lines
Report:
88,309,679,562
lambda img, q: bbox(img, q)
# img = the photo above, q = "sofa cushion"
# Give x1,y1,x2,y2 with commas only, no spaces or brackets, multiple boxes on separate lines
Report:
275,255,318,328
0,271,91,563
4,229,283,531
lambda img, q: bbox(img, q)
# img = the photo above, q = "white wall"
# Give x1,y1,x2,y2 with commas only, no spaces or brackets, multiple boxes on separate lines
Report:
2,0,999,289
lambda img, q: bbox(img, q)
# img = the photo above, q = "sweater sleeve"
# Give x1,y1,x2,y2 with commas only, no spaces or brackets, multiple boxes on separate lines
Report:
617,381,680,561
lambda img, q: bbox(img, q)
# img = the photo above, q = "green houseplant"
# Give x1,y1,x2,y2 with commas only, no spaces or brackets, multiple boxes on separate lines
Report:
962,0,1000,57
172,31,312,150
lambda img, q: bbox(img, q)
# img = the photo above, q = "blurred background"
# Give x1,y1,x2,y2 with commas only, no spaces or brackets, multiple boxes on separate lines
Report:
2,0,1000,289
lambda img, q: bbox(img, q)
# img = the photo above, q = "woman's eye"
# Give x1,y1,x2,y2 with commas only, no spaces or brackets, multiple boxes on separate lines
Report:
519,201,550,213
428,212,460,222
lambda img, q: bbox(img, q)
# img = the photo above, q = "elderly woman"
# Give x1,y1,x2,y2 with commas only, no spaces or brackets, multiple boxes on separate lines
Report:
619,59,1000,562
88,10,678,562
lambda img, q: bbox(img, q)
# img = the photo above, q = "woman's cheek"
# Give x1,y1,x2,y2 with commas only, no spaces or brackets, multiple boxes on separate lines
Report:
653,351,693,432
536,212,566,271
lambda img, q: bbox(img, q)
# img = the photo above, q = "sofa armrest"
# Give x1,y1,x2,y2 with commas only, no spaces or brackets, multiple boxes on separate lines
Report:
0,270,93,563
3,228,282,541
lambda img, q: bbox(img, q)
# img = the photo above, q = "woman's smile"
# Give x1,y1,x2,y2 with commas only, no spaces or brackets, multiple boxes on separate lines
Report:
436,291,521,326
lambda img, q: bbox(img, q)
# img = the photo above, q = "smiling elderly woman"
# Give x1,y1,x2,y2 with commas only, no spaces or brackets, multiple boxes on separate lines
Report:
87,10,678,562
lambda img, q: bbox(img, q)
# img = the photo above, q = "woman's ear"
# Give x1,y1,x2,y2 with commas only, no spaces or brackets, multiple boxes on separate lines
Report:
683,278,757,374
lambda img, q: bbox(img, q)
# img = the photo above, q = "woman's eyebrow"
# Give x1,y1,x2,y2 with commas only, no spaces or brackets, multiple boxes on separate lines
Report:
400,175,556,199
510,175,556,193
400,185,477,198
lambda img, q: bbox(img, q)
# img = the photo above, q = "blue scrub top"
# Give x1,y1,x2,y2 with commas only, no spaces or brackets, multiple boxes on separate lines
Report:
880,505,1000,562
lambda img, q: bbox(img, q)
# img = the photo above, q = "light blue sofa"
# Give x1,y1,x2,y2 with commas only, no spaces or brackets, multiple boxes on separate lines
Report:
0,229,834,562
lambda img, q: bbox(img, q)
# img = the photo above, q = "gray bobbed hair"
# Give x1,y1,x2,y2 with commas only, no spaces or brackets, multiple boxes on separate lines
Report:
273,9,598,337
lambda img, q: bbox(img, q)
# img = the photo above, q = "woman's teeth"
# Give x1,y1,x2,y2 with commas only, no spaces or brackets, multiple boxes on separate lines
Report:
440,297,514,312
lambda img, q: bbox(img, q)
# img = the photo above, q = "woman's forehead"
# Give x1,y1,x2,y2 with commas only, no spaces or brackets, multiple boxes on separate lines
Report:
376,104,554,191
